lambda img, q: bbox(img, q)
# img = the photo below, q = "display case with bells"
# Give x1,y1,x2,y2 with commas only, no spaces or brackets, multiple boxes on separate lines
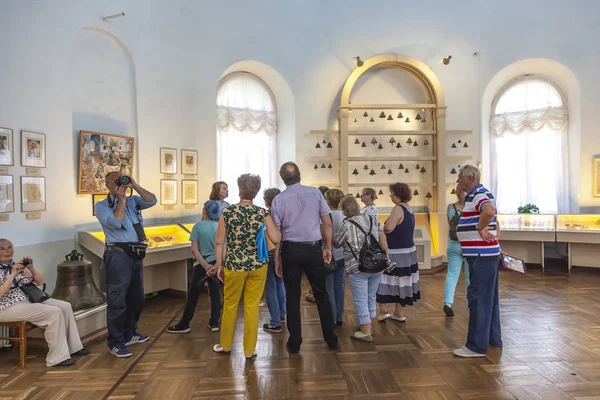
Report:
556,214,600,272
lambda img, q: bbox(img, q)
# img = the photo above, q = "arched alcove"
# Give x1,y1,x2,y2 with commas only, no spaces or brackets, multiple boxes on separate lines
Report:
71,27,138,223
220,60,296,186
481,58,581,212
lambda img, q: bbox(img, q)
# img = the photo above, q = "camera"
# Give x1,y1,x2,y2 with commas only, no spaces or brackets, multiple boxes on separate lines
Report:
21,257,32,267
116,175,131,186
384,259,396,273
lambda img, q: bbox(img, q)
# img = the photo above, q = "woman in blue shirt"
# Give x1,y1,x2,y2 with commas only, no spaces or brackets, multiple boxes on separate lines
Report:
167,201,222,333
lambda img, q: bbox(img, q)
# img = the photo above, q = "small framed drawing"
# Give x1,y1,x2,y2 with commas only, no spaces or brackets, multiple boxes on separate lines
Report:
21,176,46,212
594,158,600,197
21,130,46,168
182,179,198,204
181,149,198,175
160,147,177,174
160,179,178,205
0,175,15,213
0,127,13,166
92,193,106,216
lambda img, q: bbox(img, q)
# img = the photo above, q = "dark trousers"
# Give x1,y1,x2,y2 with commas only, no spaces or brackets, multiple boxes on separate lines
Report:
104,250,145,347
465,255,502,354
281,241,338,351
178,261,222,328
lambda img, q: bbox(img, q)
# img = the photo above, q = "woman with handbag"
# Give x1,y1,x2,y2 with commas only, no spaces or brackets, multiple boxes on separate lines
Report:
334,195,387,342
443,185,470,316
212,174,281,358
377,183,421,322
0,239,89,367
325,189,346,326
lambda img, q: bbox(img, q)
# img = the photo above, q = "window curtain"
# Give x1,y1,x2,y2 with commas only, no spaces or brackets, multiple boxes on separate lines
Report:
216,72,277,207
490,105,569,213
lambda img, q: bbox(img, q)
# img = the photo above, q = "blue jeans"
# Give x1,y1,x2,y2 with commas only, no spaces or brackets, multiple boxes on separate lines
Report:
325,259,346,323
348,271,382,325
465,256,502,354
265,254,286,327
444,240,470,305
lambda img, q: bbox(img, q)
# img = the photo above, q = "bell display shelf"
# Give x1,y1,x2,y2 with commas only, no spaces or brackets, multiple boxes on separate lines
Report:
496,214,556,271
556,214,600,273
78,224,191,294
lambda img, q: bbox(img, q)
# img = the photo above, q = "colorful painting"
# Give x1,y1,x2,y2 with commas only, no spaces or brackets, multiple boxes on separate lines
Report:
78,131,134,194
20,130,46,168
181,149,198,175
160,148,177,174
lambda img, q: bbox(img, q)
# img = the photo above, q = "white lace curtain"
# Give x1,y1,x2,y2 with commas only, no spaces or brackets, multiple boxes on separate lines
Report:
216,72,277,207
490,76,569,214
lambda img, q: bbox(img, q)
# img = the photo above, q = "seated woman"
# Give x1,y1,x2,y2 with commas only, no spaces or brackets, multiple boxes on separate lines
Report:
0,239,89,367
212,174,281,358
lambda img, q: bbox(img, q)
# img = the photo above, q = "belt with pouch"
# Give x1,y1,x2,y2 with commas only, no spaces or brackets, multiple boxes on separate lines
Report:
282,240,322,247
106,242,148,259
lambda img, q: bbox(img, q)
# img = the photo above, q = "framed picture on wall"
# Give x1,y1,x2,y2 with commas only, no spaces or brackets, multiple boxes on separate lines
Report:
160,147,177,174
92,193,106,216
77,130,135,194
181,149,198,175
0,127,13,166
0,175,15,213
594,158,600,197
160,179,178,205
182,179,198,204
20,130,46,168
21,176,46,212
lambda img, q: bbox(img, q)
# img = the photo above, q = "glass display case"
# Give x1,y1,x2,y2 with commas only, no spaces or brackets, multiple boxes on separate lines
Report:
497,214,555,231
83,224,191,250
557,214,600,232
179,223,195,233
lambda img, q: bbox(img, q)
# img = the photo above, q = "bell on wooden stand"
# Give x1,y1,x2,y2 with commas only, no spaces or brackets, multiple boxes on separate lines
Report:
52,250,105,311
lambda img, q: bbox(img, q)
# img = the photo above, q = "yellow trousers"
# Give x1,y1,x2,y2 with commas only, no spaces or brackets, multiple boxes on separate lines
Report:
220,266,267,355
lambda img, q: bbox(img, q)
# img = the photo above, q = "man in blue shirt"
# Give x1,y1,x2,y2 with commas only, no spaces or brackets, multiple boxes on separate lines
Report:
95,172,157,358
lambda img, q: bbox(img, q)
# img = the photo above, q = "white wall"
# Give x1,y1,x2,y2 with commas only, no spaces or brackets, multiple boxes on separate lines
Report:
2,0,600,255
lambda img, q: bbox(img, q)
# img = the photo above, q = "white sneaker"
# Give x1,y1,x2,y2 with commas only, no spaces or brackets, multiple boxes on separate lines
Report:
453,346,486,358
389,314,406,322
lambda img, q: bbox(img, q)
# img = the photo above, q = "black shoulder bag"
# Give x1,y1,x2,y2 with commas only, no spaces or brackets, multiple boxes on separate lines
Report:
20,282,50,303
347,215,388,273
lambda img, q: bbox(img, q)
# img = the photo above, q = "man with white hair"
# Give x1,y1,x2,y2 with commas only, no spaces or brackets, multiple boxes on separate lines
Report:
453,165,502,357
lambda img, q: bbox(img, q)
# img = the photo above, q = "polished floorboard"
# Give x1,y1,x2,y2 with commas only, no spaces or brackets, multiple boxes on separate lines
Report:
2,262,600,399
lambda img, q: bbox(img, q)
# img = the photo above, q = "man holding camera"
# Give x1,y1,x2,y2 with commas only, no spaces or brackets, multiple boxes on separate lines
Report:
95,172,157,357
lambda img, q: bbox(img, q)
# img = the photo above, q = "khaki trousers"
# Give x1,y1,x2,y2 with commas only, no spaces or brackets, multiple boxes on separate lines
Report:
0,298,84,366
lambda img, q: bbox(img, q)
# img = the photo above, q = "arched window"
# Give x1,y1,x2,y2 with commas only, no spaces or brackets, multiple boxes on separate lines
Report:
490,75,569,213
216,72,277,206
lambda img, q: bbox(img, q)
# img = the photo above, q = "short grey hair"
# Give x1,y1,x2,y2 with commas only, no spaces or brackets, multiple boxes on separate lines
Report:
105,171,120,184
340,195,361,218
459,165,480,182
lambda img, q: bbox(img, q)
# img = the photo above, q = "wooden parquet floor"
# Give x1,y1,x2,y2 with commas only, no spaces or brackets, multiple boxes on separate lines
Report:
3,262,600,399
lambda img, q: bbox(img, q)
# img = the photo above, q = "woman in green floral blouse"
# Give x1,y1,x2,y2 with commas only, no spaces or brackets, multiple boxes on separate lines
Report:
212,174,281,358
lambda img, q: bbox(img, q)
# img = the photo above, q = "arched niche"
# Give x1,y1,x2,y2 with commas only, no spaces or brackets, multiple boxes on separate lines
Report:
72,28,138,222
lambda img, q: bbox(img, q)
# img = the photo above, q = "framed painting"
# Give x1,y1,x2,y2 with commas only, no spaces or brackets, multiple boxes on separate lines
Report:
21,176,46,212
92,193,106,216
182,179,198,204
0,127,13,166
160,147,177,174
160,179,177,205
594,158,600,197
0,175,14,213
77,130,134,194
21,130,46,168
181,149,198,175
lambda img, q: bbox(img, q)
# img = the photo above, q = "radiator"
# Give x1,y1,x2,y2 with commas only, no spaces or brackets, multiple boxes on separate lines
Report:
0,326,11,347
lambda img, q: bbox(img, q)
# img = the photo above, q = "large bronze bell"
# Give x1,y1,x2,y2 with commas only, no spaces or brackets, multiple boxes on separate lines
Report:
52,250,105,311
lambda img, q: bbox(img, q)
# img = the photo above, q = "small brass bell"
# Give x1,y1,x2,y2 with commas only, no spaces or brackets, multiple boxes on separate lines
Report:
314,164,318,170
415,164,420,170
405,168,409,173
354,138,360,144
451,188,457,195
420,167,426,173
424,139,429,145
361,142,367,148
352,168,359,175
397,112,403,119
405,117,410,123
387,115,393,121
320,163,326,169
389,137,396,144
379,189,384,195
396,142,402,149
413,140,418,147
326,142,333,148
399,163,404,169
379,111,386,118
413,189,419,196
415,113,422,120
421,116,427,123
381,164,386,169
425,192,432,199
363,111,368,117
363,164,369,170
353,117,358,123
451,143,457,148
450,168,457,175
463,142,469,148
369,169,376,176
370,117,375,122
387,169,393,175
315,143,321,149
407,137,413,144
377,143,383,150
371,137,378,145
322,140,326,144
356,192,361,198
327,164,333,169
458,139,462,143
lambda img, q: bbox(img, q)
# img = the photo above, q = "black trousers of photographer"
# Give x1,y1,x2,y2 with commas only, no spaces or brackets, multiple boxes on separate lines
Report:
103,247,145,347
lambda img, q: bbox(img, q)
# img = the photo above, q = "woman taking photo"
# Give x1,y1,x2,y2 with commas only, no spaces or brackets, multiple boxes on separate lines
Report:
377,183,420,322
0,239,89,367
212,174,281,358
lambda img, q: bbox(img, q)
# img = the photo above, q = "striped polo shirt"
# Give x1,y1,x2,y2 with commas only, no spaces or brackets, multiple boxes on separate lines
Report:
457,184,501,258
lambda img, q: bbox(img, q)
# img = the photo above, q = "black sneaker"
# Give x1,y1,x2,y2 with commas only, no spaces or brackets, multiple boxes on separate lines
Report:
71,348,90,356
286,342,300,354
443,305,454,317
55,357,76,366
263,324,282,333
167,325,191,334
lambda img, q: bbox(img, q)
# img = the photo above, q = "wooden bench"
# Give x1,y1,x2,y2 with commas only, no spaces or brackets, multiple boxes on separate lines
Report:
0,321,31,368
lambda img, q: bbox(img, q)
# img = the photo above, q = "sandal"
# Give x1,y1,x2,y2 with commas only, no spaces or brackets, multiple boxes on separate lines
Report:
377,313,391,322
212,344,231,354
245,352,257,359
389,314,406,322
